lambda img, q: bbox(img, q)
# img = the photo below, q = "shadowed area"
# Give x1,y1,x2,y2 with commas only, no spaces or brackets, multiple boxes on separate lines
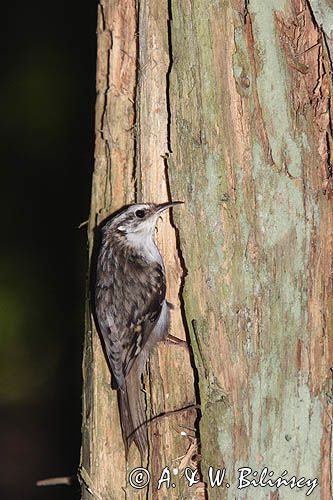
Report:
0,1,96,499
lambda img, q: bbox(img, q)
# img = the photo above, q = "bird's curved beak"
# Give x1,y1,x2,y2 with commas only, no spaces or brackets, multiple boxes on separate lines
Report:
155,201,184,213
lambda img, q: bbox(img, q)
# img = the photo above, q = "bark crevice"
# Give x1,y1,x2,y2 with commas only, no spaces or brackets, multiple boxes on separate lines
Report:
164,0,206,495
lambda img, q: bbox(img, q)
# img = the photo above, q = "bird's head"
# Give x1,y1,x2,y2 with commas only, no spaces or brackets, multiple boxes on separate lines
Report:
103,201,183,242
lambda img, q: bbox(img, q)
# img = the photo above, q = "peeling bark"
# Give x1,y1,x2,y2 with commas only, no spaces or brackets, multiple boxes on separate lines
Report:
81,0,333,498
80,1,137,498
80,1,199,498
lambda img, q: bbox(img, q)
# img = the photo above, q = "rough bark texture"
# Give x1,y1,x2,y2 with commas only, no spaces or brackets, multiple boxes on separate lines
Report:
80,1,198,499
81,0,333,498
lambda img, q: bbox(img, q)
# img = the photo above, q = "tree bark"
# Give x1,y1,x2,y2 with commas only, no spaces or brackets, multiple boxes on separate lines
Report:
81,0,333,499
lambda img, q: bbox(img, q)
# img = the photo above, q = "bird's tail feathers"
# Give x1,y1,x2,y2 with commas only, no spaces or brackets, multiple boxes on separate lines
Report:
118,369,147,459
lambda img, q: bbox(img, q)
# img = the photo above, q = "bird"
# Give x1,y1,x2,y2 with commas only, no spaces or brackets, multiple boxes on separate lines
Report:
93,201,183,458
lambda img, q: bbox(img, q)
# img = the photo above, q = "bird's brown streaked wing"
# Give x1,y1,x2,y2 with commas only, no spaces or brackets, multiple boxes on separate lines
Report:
95,248,166,387
122,260,166,377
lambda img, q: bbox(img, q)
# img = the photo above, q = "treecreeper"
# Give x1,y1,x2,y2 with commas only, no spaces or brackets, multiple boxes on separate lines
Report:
93,201,183,458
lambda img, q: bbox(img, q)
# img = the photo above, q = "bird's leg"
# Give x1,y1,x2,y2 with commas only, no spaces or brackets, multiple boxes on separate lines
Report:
164,334,188,350
165,302,189,349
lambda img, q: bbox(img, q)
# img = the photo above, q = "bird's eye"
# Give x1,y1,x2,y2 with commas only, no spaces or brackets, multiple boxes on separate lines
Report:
135,209,146,218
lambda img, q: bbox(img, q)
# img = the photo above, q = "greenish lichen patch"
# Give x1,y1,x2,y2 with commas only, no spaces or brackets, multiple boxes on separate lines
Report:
168,0,329,497
249,1,303,178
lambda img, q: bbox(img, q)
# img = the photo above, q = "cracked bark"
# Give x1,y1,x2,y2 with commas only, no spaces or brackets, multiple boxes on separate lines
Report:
80,1,200,499
81,0,333,499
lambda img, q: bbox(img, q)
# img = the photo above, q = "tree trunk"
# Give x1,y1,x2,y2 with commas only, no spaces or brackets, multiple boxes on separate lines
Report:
80,1,333,499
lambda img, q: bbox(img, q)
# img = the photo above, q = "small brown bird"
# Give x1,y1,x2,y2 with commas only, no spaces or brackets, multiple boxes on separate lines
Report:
93,201,182,457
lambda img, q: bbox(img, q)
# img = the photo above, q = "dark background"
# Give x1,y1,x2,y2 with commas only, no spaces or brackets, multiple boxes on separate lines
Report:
1,2,96,499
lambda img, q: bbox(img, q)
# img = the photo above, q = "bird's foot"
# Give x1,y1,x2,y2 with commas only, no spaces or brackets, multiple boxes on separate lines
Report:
164,334,188,350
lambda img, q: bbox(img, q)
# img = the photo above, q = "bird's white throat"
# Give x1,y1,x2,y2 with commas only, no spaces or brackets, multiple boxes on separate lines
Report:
125,226,161,263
